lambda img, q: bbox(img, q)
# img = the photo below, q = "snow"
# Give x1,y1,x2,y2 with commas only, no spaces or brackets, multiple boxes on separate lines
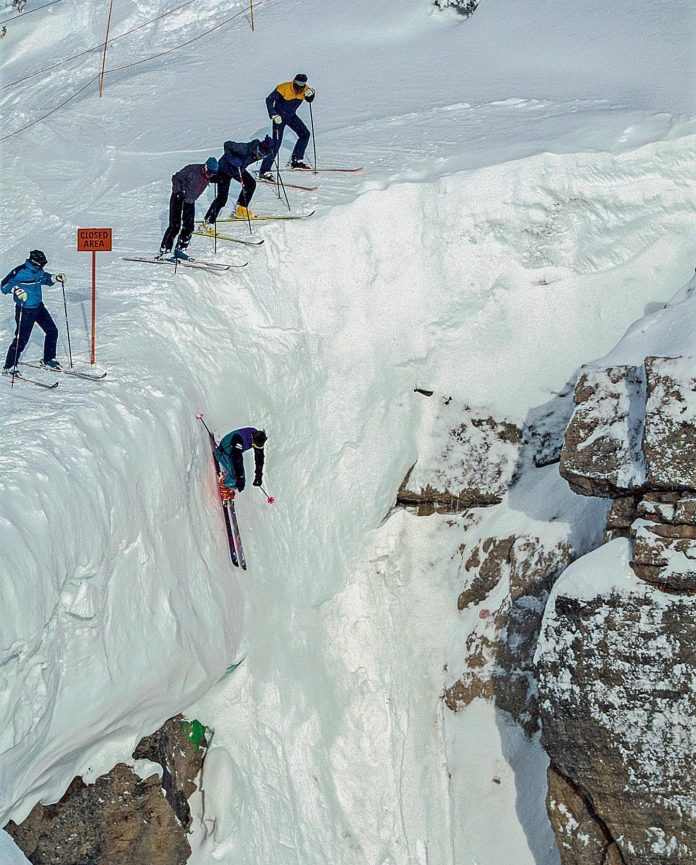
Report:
1,0,695,862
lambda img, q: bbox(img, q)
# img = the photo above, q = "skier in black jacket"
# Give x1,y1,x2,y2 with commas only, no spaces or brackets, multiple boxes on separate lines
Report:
201,136,274,227
159,157,219,260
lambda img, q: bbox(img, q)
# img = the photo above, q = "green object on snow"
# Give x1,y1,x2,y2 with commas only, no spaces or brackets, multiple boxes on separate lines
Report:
182,719,206,750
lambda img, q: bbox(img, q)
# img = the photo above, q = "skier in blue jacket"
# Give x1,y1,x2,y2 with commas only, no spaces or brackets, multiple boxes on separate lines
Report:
2,250,66,374
216,427,267,493
259,73,315,180
201,136,274,228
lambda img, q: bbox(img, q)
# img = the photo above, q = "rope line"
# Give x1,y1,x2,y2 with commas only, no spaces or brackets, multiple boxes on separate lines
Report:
0,0,278,141
3,0,200,89
0,74,100,141
0,0,63,25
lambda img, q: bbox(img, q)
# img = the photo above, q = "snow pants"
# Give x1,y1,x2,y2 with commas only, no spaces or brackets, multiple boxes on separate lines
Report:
259,114,310,175
204,168,256,223
4,302,58,368
161,191,195,252
216,448,239,490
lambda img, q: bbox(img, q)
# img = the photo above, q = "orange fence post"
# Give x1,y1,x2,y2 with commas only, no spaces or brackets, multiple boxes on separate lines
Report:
77,228,112,366
99,0,115,97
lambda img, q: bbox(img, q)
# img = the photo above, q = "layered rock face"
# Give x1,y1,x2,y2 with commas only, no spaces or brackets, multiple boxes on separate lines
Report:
538,354,696,865
4,715,207,865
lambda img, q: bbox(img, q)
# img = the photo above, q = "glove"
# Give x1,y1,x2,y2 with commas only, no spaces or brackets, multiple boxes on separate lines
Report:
54,273,66,284
272,114,282,125
304,87,315,99
237,478,246,492
13,287,27,302
253,476,262,487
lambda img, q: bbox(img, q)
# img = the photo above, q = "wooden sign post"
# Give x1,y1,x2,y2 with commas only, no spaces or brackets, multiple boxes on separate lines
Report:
77,228,112,365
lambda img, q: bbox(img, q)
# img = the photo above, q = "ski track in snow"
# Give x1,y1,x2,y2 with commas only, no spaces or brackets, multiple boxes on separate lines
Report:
1,0,696,862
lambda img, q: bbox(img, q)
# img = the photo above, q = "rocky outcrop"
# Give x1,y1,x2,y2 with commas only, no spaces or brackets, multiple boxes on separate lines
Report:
398,397,522,515
539,353,696,864
537,556,696,865
4,715,208,865
560,365,646,497
560,356,696,589
444,532,573,734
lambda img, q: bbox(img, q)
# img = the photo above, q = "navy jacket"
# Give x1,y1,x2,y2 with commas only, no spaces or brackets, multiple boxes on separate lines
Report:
1,260,55,308
218,140,265,177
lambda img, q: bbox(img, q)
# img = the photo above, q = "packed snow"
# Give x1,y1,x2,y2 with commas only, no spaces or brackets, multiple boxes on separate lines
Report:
1,0,695,862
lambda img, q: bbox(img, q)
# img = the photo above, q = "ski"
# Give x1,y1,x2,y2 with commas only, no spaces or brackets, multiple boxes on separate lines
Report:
122,256,246,271
228,500,247,570
5,371,59,389
258,177,318,192
193,230,264,247
282,166,363,174
21,362,107,381
210,435,239,566
217,210,315,223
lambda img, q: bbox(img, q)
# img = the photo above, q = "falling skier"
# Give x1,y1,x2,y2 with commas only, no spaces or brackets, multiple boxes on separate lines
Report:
215,427,267,494
200,137,274,228
258,74,315,181
159,157,219,260
2,249,66,374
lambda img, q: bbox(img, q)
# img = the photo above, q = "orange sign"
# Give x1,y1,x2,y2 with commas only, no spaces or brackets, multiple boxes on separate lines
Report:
77,228,112,252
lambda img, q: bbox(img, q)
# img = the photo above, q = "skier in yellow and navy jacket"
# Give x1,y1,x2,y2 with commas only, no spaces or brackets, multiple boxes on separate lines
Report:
259,73,315,179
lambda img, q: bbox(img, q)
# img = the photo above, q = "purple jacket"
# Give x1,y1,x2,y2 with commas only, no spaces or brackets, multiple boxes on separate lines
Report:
172,164,216,203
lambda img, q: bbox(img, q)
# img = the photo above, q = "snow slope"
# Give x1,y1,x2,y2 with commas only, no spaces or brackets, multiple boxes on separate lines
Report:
1,0,695,861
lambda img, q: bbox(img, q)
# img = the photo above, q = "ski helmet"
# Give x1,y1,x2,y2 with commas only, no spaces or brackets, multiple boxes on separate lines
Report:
205,157,219,175
29,249,47,267
293,73,308,89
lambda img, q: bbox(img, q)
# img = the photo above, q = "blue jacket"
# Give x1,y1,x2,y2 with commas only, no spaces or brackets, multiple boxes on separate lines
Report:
216,427,265,491
266,81,315,121
1,260,55,308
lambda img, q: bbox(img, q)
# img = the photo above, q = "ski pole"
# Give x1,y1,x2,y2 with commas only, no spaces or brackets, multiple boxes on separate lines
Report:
60,278,73,369
258,484,275,505
10,301,24,388
275,160,291,211
309,101,317,175
196,412,213,436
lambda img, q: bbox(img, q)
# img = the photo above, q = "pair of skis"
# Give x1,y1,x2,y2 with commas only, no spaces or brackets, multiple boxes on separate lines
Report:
122,256,248,271
7,362,107,389
258,165,363,193
197,414,246,570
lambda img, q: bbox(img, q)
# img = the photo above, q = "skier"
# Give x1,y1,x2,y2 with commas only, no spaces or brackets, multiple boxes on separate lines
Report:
2,250,66,374
215,427,267,494
201,137,274,227
258,73,315,181
159,157,219,260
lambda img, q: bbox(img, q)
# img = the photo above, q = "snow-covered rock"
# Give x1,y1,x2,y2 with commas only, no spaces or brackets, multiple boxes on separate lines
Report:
536,541,696,865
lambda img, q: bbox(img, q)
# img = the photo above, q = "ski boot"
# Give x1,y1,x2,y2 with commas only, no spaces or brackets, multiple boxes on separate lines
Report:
174,247,190,261
41,359,62,371
2,366,18,376
218,474,235,502
290,159,312,170
234,205,254,220
199,221,215,236
259,172,276,182
156,247,170,260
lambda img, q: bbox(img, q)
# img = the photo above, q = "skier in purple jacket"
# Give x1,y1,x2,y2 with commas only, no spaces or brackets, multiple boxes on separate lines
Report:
159,157,219,260
216,427,267,492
